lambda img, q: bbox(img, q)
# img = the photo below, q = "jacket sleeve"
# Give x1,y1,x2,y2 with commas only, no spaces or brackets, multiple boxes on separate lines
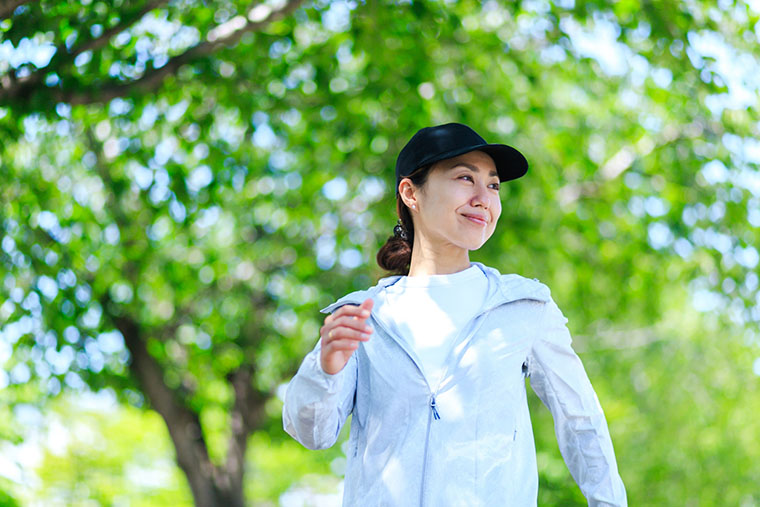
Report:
528,298,627,507
282,335,357,450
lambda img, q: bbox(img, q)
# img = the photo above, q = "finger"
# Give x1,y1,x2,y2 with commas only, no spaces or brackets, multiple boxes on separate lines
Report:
320,323,333,340
334,302,372,320
325,338,361,351
326,326,371,342
332,315,374,333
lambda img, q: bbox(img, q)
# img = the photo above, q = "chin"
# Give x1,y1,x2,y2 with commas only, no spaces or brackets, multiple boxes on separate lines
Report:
467,243,488,251
448,227,494,251
461,238,490,251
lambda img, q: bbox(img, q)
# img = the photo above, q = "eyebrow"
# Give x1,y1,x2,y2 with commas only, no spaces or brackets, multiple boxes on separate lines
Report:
447,162,499,178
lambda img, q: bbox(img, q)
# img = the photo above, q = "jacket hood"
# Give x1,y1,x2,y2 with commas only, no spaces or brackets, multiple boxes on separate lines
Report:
320,261,551,315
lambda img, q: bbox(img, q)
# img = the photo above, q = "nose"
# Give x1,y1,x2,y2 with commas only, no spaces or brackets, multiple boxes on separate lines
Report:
471,182,491,209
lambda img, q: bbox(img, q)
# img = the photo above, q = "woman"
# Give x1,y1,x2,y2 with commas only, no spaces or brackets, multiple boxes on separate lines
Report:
283,123,627,506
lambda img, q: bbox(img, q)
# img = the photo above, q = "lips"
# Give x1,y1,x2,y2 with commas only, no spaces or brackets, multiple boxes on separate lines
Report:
462,213,488,226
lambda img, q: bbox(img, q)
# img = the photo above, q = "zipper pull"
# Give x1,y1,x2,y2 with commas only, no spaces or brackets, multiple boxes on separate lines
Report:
430,395,441,420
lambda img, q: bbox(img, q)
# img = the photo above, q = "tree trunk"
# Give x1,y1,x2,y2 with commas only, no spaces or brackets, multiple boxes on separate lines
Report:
91,130,267,506
108,307,253,506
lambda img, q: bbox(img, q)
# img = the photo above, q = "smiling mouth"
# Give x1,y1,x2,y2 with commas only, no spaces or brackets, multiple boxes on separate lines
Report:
462,214,487,226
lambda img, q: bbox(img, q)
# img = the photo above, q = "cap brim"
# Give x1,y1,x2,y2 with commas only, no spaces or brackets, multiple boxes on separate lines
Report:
415,142,528,182
478,144,529,182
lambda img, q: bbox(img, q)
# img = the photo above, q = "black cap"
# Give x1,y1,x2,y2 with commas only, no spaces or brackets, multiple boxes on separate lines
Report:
395,122,528,192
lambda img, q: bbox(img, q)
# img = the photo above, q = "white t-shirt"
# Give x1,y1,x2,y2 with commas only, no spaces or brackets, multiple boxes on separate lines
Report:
377,263,488,388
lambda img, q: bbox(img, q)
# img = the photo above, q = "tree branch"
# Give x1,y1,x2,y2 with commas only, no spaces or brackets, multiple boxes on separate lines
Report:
67,0,167,61
0,0,34,20
0,0,165,103
557,120,716,206
0,0,305,106
35,0,166,71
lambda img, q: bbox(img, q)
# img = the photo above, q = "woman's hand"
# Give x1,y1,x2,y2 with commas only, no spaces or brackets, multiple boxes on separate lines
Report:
319,298,374,375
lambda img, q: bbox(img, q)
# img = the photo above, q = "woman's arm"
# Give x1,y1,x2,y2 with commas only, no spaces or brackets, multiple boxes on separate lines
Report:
282,299,373,450
528,298,628,507
282,336,358,450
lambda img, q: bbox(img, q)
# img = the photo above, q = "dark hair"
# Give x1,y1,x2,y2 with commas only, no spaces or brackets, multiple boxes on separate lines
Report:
376,164,433,275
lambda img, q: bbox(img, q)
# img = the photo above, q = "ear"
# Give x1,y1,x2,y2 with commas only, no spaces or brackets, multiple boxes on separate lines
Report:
398,178,419,210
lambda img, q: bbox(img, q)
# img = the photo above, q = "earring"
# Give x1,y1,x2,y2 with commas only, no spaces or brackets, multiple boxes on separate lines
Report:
412,204,416,209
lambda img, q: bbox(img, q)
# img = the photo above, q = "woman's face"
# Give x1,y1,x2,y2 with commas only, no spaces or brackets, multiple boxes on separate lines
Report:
402,150,502,252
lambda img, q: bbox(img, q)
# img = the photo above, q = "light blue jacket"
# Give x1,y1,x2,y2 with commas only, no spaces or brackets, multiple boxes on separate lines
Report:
283,262,627,506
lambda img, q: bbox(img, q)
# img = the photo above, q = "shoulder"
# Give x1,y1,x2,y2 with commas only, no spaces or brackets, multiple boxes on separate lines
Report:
476,264,573,336
472,261,554,304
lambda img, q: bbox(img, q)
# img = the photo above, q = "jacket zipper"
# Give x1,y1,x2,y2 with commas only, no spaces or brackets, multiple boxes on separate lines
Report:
421,309,494,505
371,306,495,506
366,313,438,506
419,399,434,506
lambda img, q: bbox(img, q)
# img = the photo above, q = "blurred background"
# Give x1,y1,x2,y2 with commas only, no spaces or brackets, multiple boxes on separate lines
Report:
0,0,759,505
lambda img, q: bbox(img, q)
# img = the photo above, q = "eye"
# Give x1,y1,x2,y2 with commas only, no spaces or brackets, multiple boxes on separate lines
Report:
458,174,474,182
489,182,501,191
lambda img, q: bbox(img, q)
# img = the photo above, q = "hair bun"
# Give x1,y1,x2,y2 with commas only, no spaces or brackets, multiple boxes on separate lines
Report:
376,234,411,275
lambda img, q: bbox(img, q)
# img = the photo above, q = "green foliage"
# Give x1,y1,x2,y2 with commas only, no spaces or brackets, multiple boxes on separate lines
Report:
1,0,759,504
0,483,19,507
530,293,760,505
246,426,348,502
8,393,191,505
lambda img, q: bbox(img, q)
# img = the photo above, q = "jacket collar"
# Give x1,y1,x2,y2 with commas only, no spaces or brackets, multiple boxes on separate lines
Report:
319,261,550,315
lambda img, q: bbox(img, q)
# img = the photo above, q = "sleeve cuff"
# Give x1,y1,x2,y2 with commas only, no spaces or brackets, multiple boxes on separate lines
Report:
300,344,346,395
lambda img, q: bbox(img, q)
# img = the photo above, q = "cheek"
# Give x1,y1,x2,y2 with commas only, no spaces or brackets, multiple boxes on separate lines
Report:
492,201,503,222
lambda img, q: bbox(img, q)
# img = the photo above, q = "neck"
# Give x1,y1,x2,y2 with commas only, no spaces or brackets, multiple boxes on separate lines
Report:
407,235,471,276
